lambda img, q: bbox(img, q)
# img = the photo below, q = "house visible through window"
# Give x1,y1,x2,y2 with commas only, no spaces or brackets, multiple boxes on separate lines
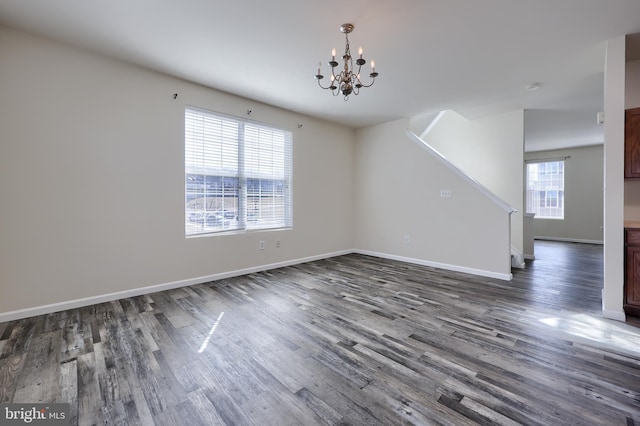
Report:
526,160,564,219
185,107,292,236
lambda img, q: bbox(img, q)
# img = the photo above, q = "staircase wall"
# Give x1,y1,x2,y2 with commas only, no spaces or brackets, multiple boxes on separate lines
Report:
354,118,514,280
412,110,525,254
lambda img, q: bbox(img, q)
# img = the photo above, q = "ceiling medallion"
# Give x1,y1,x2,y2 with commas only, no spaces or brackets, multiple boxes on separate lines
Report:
315,23,379,100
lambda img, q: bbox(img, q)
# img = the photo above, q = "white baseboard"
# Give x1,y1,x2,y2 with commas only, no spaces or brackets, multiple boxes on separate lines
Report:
354,249,513,281
0,250,352,323
9,246,621,323
524,254,535,260
602,309,626,322
534,236,603,245
601,289,627,322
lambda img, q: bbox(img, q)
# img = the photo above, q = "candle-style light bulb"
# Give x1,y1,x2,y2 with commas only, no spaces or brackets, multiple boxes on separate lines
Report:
331,48,336,61
317,61,322,75
371,60,376,73
358,47,363,59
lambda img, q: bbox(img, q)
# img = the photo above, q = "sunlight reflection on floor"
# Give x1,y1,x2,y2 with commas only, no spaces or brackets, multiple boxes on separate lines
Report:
538,313,640,356
198,311,225,353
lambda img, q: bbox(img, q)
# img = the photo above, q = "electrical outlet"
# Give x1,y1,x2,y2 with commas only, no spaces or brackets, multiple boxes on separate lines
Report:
440,189,452,198
404,235,410,243
275,240,281,248
259,240,265,250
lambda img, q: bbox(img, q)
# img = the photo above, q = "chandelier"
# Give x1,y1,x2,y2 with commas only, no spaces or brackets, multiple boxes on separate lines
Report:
315,23,379,100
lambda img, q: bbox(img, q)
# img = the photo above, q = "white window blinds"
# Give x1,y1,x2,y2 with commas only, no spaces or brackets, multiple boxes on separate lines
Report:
185,107,292,236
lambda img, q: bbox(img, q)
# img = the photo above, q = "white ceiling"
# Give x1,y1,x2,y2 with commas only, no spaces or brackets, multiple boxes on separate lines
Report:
1,0,640,151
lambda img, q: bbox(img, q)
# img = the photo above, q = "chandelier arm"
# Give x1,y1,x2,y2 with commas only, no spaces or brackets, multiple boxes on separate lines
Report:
331,70,341,96
354,62,376,88
354,63,364,85
316,78,332,90
352,80,360,96
357,74,377,88
334,71,342,89
317,79,341,96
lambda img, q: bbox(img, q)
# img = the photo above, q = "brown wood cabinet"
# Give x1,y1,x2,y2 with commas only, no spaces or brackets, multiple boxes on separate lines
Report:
624,107,640,178
624,228,640,317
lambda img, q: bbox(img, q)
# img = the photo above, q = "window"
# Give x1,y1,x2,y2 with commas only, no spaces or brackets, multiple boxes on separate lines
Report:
185,107,292,236
526,160,564,219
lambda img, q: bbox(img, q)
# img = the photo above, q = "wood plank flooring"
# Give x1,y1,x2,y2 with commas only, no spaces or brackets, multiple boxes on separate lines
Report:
1,241,640,425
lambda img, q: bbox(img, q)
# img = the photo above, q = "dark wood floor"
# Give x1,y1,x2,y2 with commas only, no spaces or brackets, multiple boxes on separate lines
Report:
1,241,640,425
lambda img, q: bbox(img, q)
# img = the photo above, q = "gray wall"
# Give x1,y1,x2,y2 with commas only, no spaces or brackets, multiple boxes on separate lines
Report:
524,145,604,243
0,25,356,317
